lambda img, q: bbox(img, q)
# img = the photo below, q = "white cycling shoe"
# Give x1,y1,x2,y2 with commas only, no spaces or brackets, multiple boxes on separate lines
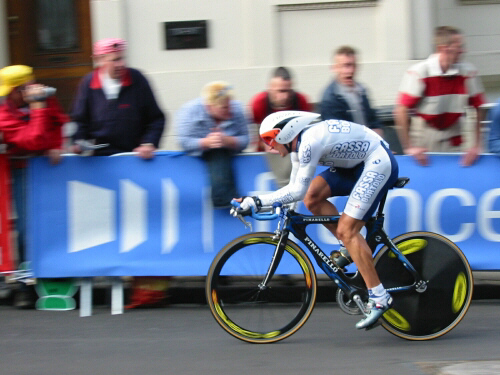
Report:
356,294,393,330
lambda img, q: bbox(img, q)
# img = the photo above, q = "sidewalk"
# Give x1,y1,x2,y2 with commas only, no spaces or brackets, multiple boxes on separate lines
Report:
418,361,500,375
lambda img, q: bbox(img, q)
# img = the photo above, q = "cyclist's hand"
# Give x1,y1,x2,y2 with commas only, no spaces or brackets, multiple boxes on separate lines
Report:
231,196,261,217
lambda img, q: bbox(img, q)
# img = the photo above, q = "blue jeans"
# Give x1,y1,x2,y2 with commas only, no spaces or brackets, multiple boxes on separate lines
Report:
201,148,238,208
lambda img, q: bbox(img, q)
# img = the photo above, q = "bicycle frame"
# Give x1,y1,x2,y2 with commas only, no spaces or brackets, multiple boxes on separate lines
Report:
261,204,427,303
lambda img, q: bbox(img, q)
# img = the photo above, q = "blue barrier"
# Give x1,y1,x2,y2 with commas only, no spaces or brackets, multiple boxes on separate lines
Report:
28,152,500,277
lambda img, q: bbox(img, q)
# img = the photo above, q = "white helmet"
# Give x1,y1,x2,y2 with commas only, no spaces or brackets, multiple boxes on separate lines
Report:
260,111,321,146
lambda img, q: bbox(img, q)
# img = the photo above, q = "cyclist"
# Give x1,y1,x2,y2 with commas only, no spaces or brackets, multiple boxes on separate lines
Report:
232,110,399,329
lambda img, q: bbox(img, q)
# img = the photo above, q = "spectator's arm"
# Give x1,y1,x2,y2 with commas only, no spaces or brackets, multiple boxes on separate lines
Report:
0,106,59,151
461,70,486,166
394,69,425,152
139,76,166,148
460,106,484,167
176,104,204,153
70,77,92,143
393,104,412,151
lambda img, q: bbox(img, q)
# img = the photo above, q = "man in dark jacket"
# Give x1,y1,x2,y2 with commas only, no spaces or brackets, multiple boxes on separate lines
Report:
71,38,165,158
320,46,383,137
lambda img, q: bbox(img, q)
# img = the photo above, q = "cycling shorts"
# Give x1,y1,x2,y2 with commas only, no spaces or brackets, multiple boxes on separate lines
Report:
319,142,398,221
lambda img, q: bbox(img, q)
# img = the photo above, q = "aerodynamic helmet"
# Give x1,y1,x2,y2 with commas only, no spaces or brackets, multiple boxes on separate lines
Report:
260,111,321,147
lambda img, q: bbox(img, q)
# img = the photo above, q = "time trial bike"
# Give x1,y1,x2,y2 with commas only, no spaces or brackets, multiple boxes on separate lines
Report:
205,177,473,343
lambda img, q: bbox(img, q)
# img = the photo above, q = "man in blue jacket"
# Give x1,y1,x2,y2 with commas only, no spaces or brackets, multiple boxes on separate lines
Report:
71,38,165,158
176,81,249,208
320,46,383,137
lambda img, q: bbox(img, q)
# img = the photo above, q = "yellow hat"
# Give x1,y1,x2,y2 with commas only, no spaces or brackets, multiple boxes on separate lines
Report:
0,65,34,97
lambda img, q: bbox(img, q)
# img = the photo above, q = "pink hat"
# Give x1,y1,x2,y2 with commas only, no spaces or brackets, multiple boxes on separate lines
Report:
93,38,127,56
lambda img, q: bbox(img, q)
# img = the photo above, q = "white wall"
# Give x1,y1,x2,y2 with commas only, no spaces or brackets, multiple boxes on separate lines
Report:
2,0,500,149
435,0,500,77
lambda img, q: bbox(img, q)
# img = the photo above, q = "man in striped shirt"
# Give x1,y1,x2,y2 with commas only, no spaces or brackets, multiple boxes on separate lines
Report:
394,26,486,166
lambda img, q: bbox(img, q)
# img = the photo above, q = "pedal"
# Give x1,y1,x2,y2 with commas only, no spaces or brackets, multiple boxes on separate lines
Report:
352,295,369,317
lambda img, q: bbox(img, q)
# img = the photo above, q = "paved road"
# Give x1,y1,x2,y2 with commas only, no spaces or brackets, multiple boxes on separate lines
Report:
1,299,499,375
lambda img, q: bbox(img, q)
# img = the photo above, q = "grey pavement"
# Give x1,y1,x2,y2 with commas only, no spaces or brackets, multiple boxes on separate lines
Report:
0,280,499,375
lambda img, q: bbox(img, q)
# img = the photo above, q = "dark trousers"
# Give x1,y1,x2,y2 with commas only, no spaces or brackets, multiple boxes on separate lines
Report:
12,167,27,264
201,148,238,208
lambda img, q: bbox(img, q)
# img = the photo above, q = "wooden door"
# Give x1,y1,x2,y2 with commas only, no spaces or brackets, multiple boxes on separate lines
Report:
6,0,93,112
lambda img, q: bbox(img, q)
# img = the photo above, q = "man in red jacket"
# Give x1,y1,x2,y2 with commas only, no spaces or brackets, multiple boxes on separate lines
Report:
0,64,68,308
249,67,312,187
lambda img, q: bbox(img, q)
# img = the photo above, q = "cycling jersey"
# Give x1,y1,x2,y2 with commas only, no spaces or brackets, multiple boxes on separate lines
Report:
258,119,398,221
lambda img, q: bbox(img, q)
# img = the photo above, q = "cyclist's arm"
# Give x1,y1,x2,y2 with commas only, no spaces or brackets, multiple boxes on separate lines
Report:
257,136,322,207
289,152,299,184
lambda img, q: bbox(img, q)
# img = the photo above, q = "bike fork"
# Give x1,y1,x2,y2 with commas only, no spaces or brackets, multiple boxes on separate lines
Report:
258,231,288,290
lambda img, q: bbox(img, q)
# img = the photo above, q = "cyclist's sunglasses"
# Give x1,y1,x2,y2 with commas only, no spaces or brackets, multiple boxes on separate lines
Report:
260,129,280,147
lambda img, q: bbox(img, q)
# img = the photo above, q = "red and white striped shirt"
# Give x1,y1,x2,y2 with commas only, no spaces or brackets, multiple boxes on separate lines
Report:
398,53,485,130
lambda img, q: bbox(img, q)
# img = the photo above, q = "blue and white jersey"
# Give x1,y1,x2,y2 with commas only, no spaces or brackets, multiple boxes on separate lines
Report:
258,119,393,219
298,119,386,170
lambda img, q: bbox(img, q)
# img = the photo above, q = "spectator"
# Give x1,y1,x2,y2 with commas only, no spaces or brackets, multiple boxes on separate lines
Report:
70,38,167,308
71,38,165,158
488,100,500,154
0,64,68,308
250,67,312,187
394,26,486,166
176,81,249,208
320,46,383,137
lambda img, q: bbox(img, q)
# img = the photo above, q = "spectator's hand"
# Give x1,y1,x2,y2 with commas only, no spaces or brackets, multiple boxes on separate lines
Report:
134,143,156,160
69,144,82,154
22,84,48,108
46,148,62,165
202,130,224,149
405,146,429,166
461,146,480,167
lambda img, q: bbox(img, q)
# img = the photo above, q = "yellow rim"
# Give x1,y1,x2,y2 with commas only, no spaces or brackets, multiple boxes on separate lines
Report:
383,308,411,331
452,272,467,314
388,239,427,258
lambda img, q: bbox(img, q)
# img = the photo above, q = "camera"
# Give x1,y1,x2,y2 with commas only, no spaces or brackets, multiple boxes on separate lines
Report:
32,86,57,101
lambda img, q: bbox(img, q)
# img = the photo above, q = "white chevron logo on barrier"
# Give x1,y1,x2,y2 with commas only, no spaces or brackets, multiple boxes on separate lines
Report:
162,179,179,254
68,181,116,252
120,179,147,253
68,179,180,253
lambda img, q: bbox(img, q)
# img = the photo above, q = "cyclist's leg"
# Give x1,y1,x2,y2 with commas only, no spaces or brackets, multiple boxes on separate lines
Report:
337,215,380,287
303,167,360,236
340,144,398,328
303,175,339,235
336,215,392,329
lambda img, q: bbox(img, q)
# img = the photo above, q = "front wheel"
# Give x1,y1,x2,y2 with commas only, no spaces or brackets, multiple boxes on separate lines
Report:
206,232,317,343
374,231,473,340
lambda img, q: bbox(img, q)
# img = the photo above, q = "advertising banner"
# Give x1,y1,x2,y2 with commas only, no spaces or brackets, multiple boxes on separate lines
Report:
27,152,500,277
0,153,14,272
